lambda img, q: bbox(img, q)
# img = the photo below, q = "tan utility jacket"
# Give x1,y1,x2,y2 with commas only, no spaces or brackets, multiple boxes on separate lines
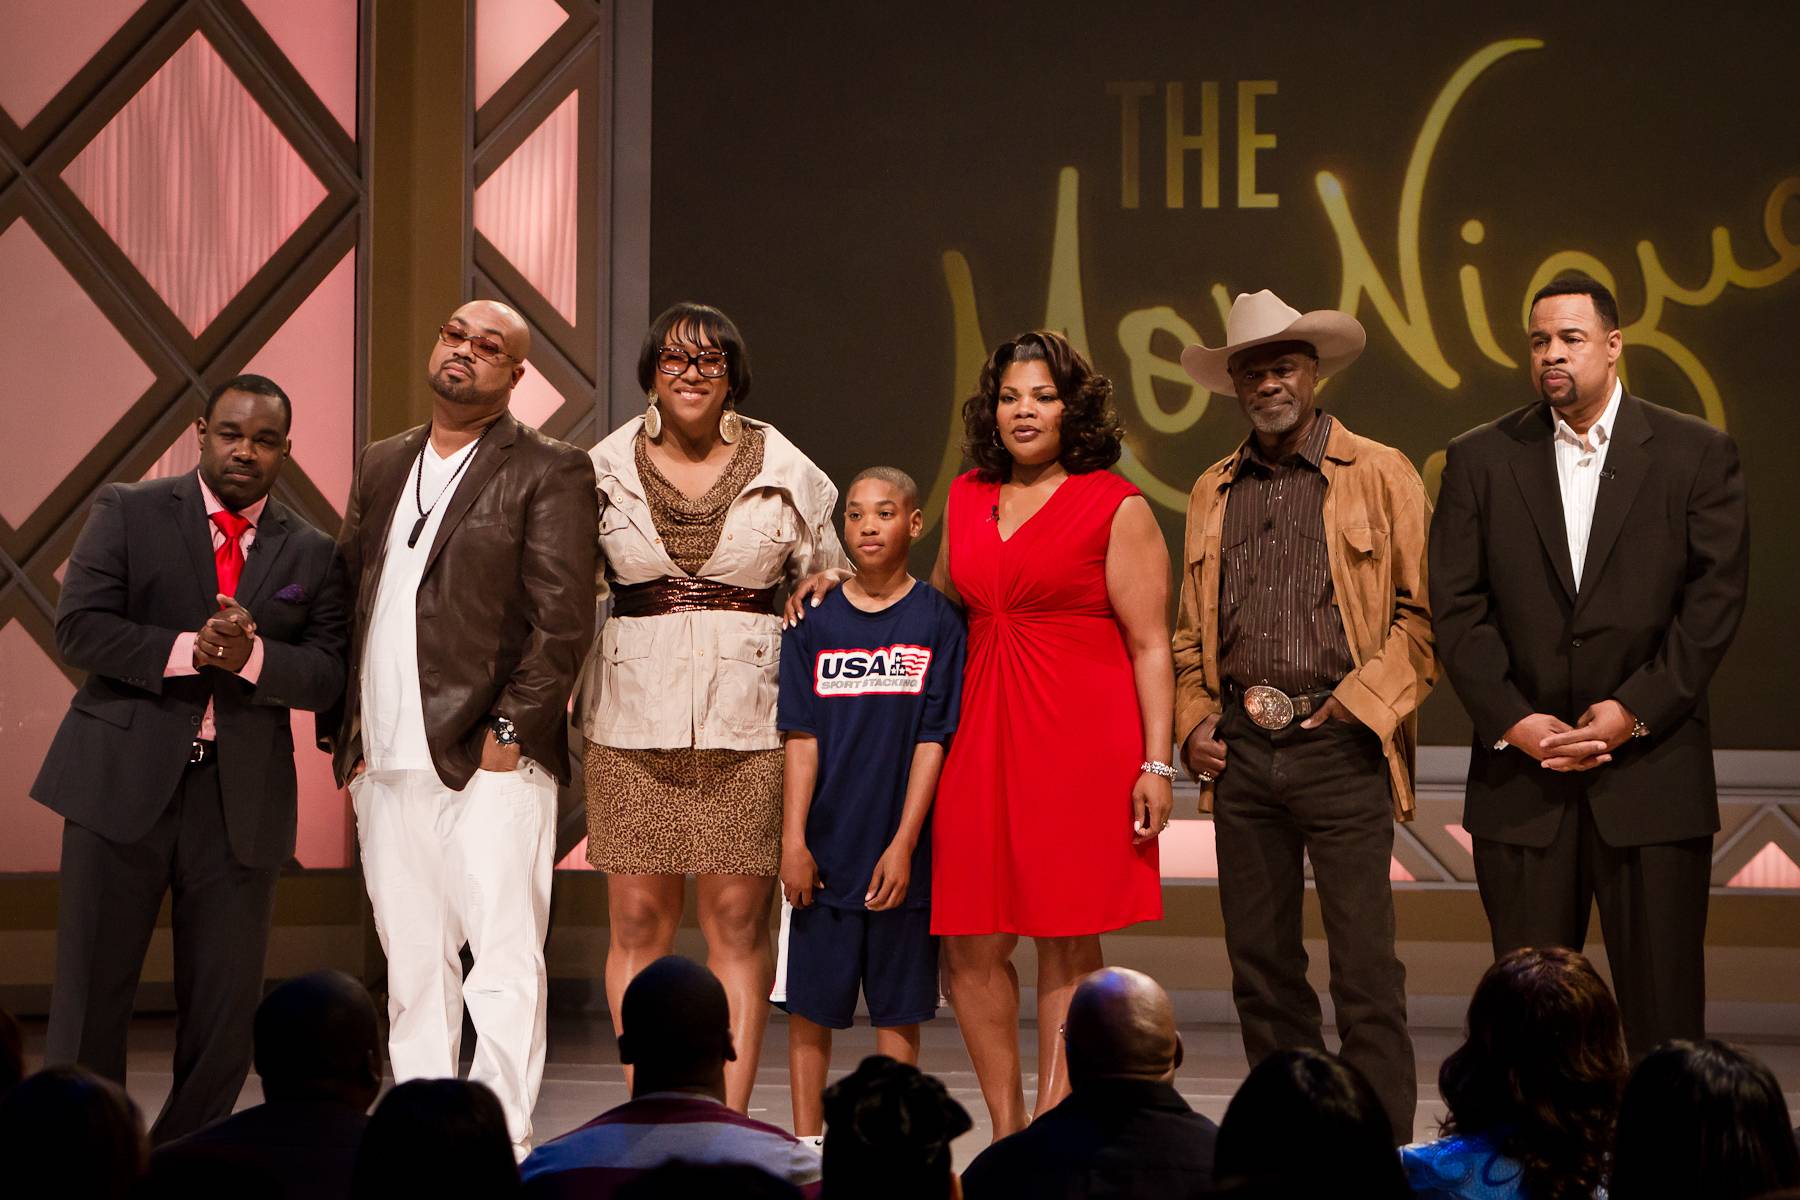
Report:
578,416,848,752
1172,417,1436,820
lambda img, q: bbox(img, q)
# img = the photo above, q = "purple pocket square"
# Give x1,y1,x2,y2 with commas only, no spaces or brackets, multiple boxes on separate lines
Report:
272,583,309,603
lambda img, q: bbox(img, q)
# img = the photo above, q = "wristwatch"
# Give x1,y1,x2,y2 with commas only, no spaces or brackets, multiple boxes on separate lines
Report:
1629,717,1648,740
491,715,519,746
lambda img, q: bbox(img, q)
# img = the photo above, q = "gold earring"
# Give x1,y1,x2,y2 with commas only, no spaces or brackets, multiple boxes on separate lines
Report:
718,400,741,445
643,391,662,439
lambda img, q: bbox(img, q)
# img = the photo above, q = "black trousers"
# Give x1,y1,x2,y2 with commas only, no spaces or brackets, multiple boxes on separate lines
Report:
1212,704,1415,1142
45,759,280,1144
1472,800,1711,1058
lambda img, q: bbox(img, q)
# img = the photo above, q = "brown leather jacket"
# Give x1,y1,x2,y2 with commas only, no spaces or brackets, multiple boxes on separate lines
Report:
1173,417,1436,820
324,411,598,789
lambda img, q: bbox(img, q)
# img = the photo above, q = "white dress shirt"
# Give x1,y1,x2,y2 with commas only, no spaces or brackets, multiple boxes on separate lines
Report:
1495,380,1624,751
1554,379,1622,589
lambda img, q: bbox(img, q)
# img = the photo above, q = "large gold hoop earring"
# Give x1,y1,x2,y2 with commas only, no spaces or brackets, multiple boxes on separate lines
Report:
643,391,662,440
718,400,741,445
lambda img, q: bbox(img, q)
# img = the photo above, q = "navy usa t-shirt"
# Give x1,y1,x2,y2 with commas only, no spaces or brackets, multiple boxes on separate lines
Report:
777,582,966,911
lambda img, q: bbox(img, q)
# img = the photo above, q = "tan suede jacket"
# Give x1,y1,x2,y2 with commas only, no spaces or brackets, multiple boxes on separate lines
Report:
1172,417,1436,820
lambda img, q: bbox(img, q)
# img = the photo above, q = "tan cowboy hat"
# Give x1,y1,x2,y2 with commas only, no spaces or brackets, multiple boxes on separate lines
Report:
1179,290,1367,396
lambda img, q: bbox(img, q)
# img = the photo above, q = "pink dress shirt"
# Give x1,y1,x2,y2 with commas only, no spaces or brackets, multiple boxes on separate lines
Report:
164,473,267,740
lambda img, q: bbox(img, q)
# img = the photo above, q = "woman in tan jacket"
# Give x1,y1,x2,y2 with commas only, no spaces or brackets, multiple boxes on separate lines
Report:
581,303,848,1109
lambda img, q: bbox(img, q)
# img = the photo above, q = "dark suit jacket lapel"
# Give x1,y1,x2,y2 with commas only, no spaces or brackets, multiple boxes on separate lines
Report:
236,500,290,610
172,472,221,618
423,411,518,579
1507,405,1577,600
1575,392,1651,604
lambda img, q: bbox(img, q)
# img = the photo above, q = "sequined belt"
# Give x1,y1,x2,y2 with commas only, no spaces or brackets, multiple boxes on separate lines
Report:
610,576,777,618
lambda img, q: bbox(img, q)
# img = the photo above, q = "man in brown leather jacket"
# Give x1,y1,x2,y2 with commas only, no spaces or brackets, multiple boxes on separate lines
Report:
1171,291,1435,1143
325,300,597,1157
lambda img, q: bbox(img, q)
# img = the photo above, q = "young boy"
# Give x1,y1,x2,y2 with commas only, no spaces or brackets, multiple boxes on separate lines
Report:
772,466,966,1140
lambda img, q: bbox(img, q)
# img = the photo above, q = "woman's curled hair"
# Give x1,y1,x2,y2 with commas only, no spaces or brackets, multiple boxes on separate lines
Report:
962,330,1123,480
1437,947,1627,1200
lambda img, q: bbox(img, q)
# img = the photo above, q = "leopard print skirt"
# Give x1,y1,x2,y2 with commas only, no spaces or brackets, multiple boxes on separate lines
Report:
584,742,784,876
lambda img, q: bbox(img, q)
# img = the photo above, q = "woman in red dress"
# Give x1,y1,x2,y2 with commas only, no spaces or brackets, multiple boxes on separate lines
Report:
929,331,1173,1135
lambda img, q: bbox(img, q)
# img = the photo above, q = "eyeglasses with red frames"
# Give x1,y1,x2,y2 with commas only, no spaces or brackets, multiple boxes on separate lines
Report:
437,324,516,364
655,346,729,379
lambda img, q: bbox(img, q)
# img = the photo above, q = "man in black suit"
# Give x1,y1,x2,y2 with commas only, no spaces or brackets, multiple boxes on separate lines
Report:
1429,273,1749,1055
33,374,348,1141
142,970,381,1199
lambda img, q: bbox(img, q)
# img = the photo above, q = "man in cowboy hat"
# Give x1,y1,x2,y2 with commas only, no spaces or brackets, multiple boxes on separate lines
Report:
1171,290,1436,1142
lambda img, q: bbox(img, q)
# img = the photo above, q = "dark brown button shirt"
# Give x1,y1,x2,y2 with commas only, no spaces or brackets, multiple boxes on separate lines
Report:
1218,411,1355,695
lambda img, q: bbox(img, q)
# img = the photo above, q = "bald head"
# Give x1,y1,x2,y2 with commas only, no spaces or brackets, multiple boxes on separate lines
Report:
1063,968,1181,1087
253,969,382,1108
619,956,735,1097
453,299,531,363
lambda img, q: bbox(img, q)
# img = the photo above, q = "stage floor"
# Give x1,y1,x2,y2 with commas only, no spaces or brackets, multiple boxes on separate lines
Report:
19,1014,1800,1171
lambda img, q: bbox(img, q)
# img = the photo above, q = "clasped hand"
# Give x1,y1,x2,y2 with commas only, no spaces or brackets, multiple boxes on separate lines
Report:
193,593,255,672
1506,700,1637,772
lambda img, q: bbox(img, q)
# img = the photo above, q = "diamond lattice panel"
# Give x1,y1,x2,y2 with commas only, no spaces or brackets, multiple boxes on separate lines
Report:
144,425,200,482
0,0,144,128
63,32,328,337
0,220,156,527
474,0,569,108
475,90,579,324
1726,840,1800,889
244,250,356,511
241,0,359,136
510,362,568,429
0,622,76,872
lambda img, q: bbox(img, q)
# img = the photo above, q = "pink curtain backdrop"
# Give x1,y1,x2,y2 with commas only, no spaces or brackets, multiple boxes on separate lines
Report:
0,623,76,872
143,423,200,482
0,0,143,128
474,0,569,110
474,90,579,325
0,220,156,528
241,0,358,136
509,359,568,429
1728,840,1800,889
244,249,356,513
63,32,327,337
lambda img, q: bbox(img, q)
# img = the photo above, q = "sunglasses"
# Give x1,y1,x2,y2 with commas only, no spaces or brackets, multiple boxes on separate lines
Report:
656,346,730,379
438,324,515,364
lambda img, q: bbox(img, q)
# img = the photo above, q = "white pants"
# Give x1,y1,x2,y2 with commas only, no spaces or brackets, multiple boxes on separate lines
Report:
351,762,557,1150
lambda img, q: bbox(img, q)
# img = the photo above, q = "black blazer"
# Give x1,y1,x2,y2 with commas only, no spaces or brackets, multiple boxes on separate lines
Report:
1429,393,1748,848
31,473,349,869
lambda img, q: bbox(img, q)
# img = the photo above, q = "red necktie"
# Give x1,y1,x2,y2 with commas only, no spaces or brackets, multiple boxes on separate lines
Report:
211,510,252,596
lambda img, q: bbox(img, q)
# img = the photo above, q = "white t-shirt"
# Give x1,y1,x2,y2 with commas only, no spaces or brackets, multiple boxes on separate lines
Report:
361,438,479,772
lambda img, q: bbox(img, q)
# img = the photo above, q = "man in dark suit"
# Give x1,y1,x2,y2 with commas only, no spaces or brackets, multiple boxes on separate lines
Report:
142,970,381,1199
1429,272,1749,1055
33,374,348,1141
327,300,597,1156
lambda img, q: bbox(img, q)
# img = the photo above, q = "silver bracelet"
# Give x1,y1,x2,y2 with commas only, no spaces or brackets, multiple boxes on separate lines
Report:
1139,760,1177,780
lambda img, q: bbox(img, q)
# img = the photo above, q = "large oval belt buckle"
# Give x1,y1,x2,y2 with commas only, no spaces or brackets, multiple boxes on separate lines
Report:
1243,684,1296,731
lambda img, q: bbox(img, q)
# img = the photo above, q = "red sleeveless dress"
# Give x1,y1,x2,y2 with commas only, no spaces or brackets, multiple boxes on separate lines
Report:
930,469,1163,936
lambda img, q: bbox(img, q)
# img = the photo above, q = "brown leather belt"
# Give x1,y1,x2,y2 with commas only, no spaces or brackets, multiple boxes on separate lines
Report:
610,576,777,618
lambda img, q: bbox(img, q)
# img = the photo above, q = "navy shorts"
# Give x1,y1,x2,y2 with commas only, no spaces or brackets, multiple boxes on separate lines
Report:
772,901,939,1029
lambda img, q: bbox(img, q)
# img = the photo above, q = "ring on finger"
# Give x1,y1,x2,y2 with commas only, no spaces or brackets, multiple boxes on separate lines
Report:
1198,770,1216,782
